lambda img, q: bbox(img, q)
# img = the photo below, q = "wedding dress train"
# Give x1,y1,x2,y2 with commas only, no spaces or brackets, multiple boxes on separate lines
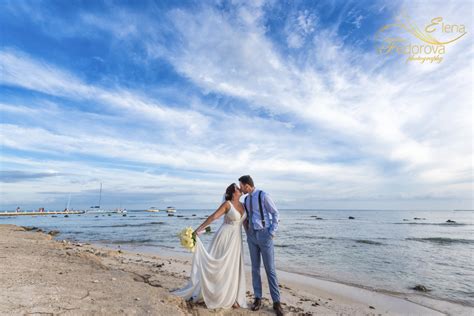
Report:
172,201,248,309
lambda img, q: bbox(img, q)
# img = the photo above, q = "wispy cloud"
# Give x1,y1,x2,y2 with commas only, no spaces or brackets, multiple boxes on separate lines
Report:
0,170,62,183
0,0,472,210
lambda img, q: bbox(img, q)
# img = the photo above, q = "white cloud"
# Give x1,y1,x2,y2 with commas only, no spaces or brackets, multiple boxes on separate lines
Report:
0,49,210,136
0,0,472,210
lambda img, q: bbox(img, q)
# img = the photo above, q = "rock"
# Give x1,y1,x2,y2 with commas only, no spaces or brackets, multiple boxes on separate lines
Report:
413,217,426,220
348,216,355,219
403,219,409,221
412,284,430,292
23,226,38,231
312,302,319,306
48,230,60,236
369,305,375,309
192,214,196,216
92,280,99,283
446,219,456,223
64,215,69,218
135,297,140,301
147,279,162,287
112,277,116,281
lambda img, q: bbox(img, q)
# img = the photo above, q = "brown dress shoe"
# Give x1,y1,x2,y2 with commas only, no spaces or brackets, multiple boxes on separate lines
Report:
251,298,262,311
273,302,284,316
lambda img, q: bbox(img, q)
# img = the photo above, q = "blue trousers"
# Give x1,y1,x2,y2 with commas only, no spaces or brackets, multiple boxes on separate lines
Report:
246,227,281,303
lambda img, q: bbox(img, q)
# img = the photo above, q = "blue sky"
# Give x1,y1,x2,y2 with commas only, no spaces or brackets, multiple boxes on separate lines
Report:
0,0,472,210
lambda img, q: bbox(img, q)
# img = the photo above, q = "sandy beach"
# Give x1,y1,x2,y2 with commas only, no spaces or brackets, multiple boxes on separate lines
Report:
0,224,471,315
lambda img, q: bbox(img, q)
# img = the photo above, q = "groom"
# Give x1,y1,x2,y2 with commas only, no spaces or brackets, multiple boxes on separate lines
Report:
239,175,284,316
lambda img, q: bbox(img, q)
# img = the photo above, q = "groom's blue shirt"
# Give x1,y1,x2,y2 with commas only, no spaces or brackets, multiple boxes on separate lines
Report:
245,188,279,236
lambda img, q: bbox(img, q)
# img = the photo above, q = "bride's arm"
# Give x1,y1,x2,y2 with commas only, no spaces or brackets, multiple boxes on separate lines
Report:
194,202,230,234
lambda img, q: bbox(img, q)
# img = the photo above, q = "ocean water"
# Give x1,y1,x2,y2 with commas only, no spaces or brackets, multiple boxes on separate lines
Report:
1,209,473,306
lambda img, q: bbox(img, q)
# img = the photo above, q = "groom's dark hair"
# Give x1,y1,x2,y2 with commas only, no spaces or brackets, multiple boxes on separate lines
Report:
238,175,254,187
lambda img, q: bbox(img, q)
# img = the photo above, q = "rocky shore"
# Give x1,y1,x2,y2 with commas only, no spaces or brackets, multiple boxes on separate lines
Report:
1,224,469,315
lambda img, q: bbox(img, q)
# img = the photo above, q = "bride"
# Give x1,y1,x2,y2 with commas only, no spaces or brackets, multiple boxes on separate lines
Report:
172,183,248,309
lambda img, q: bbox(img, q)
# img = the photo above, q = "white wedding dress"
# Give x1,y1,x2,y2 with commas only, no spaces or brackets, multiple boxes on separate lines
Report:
172,201,248,309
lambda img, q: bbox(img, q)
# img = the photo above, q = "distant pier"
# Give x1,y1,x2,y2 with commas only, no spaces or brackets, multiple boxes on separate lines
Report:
0,211,85,217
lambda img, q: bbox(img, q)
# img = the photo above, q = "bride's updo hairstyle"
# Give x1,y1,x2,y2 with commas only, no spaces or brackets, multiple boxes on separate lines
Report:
224,183,237,201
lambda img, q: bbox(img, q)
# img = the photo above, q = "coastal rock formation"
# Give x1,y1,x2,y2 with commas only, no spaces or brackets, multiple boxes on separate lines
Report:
412,284,430,292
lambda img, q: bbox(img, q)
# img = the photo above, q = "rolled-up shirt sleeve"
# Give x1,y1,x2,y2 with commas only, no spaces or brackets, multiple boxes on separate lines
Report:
264,193,279,236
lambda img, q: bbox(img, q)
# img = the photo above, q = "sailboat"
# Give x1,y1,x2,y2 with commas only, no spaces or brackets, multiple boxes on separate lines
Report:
64,193,72,212
87,183,113,214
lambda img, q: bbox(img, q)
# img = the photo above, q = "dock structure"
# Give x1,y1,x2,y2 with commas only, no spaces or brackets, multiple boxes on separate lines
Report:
0,211,85,217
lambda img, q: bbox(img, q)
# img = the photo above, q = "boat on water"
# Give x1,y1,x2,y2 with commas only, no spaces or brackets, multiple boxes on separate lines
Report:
146,207,160,212
166,206,177,213
86,183,120,214
87,182,127,216
87,183,104,213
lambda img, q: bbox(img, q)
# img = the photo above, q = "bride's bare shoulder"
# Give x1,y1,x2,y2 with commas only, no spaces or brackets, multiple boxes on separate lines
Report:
220,200,231,213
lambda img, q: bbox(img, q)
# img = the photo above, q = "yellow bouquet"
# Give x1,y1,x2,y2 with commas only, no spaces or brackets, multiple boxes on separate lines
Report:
178,227,196,252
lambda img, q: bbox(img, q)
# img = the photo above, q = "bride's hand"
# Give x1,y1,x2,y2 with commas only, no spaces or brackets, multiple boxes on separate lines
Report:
193,228,203,236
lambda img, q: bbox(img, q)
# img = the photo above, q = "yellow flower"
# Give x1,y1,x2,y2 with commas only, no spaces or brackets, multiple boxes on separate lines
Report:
178,226,196,252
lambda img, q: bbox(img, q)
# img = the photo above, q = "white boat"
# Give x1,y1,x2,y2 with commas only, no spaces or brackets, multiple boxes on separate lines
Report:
114,201,127,214
166,206,177,213
146,207,160,212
